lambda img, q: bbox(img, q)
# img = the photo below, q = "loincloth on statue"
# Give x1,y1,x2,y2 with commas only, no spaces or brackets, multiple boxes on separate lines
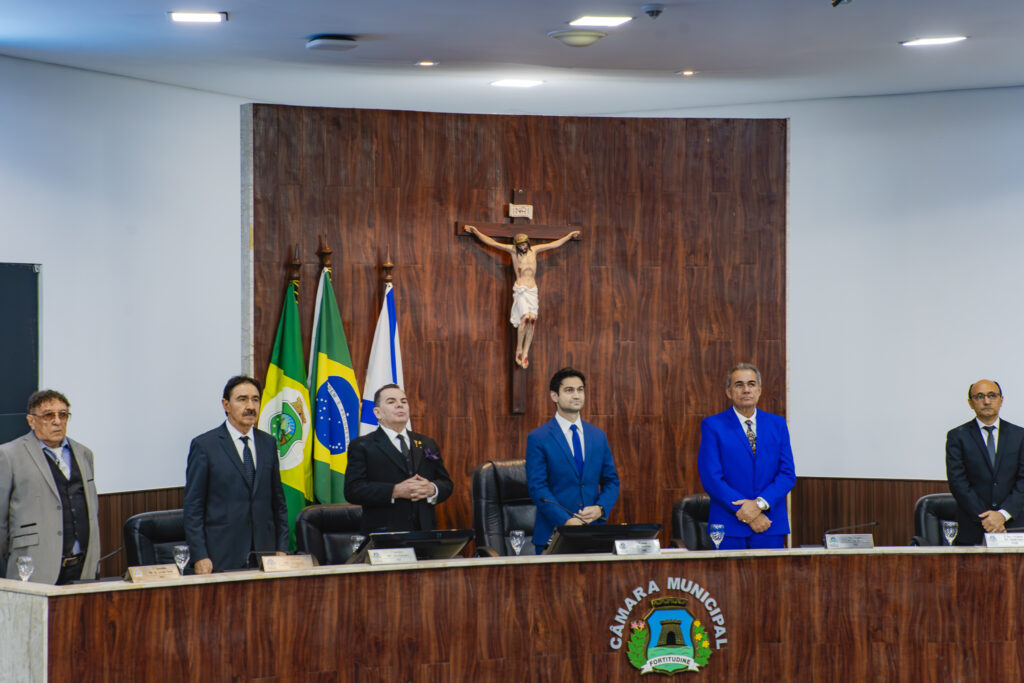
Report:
510,285,539,328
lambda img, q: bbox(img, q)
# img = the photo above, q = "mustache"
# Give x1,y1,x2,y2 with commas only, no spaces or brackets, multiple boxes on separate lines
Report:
243,410,257,416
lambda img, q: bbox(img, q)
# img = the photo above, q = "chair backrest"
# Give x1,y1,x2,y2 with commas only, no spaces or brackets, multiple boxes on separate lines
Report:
671,494,714,550
295,504,365,565
123,509,187,566
913,493,958,546
472,459,536,555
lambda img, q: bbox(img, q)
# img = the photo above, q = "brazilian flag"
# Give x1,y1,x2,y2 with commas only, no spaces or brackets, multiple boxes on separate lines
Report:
308,268,361,503
257,279,313,551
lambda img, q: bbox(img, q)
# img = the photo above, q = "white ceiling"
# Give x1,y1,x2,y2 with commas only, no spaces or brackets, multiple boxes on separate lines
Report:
3,0,1024,115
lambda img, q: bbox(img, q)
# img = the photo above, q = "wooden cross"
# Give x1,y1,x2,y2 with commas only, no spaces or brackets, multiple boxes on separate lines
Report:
457,189,583,414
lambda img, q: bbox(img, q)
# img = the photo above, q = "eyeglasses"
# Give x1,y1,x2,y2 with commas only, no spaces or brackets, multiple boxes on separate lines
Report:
970,393,1001,402
30,411,71,422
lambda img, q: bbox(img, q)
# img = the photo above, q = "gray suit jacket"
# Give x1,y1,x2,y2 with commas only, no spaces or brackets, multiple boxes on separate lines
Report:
0,432,101,584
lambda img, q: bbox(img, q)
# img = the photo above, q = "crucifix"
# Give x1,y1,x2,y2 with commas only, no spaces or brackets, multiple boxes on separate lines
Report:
457,188,582,413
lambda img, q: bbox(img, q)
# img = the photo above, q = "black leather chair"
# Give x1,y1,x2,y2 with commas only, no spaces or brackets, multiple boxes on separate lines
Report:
295,504,365,565
123,509,188,567
671,494,714,550
911,493,958,546
472,459,536,556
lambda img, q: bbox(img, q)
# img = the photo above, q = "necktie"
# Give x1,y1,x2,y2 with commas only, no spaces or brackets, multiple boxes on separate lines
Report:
570,424,584,476
44,447,70,479
397,434,413,473
240,436,256,486
745,420,757,455
984,426,997,467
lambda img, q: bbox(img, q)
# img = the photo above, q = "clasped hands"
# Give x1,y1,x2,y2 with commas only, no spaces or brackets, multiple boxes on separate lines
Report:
392,474,436,502
979,509,1007,534
732,498,772,534
564,505,603,526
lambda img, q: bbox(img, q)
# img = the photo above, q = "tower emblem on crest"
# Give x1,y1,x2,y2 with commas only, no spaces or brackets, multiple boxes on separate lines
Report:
627,597,712,674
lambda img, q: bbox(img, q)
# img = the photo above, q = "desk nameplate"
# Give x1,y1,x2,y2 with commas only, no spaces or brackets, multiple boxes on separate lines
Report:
368,548,418,565
614,539,661,555
261,555,315,572
824,533,874,549
126,564,180,583
985,532,1024,548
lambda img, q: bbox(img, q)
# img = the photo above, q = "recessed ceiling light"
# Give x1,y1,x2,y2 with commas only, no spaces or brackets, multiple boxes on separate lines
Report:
900,36,967,47
570,16,632,27
676,70,697,77
416,61,438,67
491,79,543,88
168,11,228,23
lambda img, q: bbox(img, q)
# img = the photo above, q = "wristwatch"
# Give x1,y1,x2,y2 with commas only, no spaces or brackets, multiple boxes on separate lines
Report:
755,497,769,512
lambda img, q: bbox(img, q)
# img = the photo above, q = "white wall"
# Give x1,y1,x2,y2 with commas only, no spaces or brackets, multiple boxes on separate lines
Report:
639,87,1024,480
0,56,247,492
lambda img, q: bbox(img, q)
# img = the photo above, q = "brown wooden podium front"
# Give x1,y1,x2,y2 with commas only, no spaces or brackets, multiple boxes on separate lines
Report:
2,547,1021,681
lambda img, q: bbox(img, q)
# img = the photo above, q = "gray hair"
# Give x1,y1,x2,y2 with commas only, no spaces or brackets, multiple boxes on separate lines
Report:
726,363,762,388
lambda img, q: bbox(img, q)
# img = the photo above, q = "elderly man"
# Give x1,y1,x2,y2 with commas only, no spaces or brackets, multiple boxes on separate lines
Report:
0,390,100,584
697,363,796,549
945,379,1024,545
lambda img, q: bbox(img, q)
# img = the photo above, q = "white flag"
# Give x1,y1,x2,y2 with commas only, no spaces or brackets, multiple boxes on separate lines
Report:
360,282,406,435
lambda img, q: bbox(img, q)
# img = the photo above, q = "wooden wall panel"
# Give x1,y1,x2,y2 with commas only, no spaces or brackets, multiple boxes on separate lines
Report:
791,476,950,547
250,106,787,546
97,486,184,577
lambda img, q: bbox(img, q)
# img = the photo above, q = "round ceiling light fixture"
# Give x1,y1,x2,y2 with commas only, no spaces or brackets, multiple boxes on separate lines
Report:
547,29,607,48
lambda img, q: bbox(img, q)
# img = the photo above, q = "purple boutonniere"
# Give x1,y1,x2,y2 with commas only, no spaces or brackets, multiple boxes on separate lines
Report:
423,448,440,461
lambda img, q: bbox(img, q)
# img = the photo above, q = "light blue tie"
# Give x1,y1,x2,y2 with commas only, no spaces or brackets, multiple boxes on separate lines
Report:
570,424,583,476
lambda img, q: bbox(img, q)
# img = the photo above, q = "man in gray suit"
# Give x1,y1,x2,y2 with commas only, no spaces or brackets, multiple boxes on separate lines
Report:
0,390,100,584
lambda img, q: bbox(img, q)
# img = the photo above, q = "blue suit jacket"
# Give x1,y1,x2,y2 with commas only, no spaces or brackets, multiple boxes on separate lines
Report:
526,417,620,547
697,408,796,537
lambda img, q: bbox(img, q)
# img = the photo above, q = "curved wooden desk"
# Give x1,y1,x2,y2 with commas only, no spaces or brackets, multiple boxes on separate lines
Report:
1,547,1019,681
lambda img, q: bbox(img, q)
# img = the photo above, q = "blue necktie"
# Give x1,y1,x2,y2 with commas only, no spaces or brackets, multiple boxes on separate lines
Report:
984,426,996,468
570,424,583,476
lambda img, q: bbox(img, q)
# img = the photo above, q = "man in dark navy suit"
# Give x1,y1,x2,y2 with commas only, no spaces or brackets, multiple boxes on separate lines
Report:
183,376,289,573
344,384,453,533
946,379,1024,545
526,367,620,553
697,363,796,550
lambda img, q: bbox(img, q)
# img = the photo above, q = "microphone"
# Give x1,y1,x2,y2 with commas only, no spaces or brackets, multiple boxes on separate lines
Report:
822,521,878,545
541,498,605,523
99,546,123,563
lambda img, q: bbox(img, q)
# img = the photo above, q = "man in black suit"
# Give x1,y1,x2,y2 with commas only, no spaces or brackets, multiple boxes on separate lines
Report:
344,384,453,533
183,376,289,572
946,379,1024,545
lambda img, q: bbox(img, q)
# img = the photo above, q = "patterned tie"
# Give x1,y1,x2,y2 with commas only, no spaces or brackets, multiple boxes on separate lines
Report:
570,424,584,476
984,426,997,468
397,434,413,473
240,436,256,486
43,446,70,479
745,420,757,455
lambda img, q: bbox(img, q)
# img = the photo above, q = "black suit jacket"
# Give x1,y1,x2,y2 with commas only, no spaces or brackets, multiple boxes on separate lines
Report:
945,418,1024,545
183,423,289,570
343,427,453,533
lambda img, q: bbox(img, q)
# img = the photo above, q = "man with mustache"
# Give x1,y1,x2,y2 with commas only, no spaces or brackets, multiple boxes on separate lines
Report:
183,375,289,573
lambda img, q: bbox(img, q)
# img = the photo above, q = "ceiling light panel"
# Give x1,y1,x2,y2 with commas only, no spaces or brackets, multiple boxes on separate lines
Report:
900,36,967,47
168,11,228,23
491,79,543,88
570,16,632,27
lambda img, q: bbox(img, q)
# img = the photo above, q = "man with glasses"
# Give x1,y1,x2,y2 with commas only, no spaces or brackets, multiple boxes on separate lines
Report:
0,390,100,584
946,379,1024,545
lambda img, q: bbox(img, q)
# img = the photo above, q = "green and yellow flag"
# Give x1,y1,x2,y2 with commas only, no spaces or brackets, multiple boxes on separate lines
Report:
308,268,361,504
257,279,313,550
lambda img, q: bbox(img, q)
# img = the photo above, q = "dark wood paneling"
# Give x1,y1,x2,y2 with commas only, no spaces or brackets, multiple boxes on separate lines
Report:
98,486,184,577
46,552,1024,681
250,106,788,546
791,477,949,547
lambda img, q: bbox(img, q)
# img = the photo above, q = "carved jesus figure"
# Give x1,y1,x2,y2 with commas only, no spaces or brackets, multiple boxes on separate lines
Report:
465,225,580,368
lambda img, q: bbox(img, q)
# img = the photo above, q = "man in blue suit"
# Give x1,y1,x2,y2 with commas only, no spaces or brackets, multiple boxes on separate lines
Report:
526,367,620,553
697,363,796,549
